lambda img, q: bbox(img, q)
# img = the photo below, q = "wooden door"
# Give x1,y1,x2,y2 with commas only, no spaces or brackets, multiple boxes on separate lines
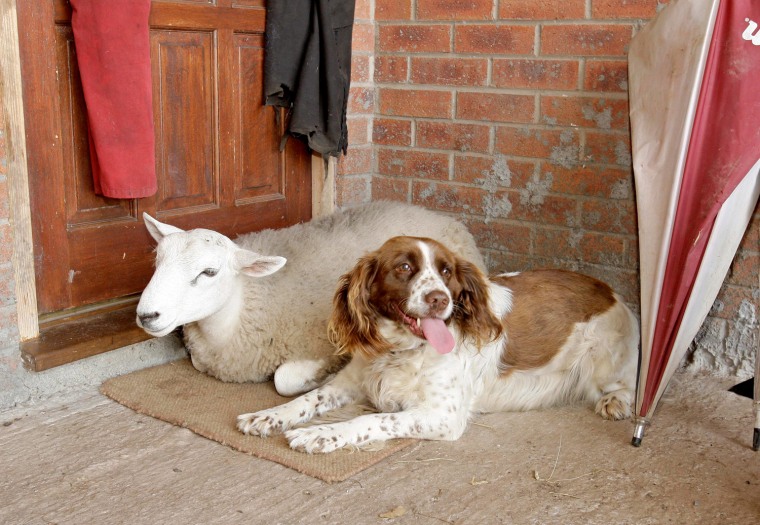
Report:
17,0,312,317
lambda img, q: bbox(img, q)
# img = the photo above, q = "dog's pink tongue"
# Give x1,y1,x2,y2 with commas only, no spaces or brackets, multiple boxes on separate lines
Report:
420,318,455,354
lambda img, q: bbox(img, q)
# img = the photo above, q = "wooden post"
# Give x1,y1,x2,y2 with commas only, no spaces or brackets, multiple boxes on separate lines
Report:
311,153,336,218
1,0,39,340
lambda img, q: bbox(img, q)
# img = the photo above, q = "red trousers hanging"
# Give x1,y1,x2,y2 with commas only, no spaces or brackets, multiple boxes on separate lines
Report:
70,0,157,199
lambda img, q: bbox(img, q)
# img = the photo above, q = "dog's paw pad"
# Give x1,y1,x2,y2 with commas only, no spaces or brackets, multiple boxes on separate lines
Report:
286,427,345,454
595,392,632,421
237,411,285,436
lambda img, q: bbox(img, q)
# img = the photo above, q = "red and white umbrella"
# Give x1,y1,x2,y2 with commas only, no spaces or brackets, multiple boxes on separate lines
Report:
628,0,760,447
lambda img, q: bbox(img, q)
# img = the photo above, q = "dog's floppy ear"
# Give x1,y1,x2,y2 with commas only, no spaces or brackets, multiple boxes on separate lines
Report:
328,254,390,357
453,259,503,346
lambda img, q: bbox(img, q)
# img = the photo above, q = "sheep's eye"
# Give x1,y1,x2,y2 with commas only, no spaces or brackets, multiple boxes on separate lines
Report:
397,263,412,273
192,268,219,285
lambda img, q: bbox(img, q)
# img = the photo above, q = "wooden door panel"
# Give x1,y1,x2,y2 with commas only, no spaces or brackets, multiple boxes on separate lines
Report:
19,0,312,316
152,29,217,214
234,33,283,203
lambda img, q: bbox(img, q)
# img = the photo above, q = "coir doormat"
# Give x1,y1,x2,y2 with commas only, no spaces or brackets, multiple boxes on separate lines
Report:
100,358,413,483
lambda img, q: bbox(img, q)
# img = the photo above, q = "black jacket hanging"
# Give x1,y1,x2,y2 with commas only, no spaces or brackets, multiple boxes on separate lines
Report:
264,0,356,157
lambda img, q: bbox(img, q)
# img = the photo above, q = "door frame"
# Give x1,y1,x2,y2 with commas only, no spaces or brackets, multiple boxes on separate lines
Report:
1,0,335,344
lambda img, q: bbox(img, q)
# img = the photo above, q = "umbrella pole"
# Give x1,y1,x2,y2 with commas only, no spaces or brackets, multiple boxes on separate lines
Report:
631,417,649,447
754,333,760,451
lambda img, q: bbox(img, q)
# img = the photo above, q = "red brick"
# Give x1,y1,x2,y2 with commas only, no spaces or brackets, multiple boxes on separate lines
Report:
581,232,627,266
336,175,370,208
410,57,488,87
0,222,13,262
453,155,536,186
0,262,16,307
378,25,451,53
352,22,374,53
0,132,6,176
338,146,372,175
541,25,633,57
616,233,635,269
455,25,535,55
347,117,370,145
417,0,493,20
347,87,375,114
534,227,626,267
416,121,490,153
0,178,9,220
499,0,586,20
379,88,452,118
354,0,373,19
543,164,633,199
412,181,487,214
534,227,581,259
376,0,413,20
375,56,409,83
468,220,532,255
584,60,629,92
495,126,580,162
0,303,20,344
737,206,760,252
583,130,632,167
373,118,412,146
351,55,371,84
506,189,578,228
540,95,629,129
726,252,759,288
377,148,450,180
592,0,663,19
456,92,535,123
371,175,411,201
580,198,637,235
712,284,759,321
492,59,579,90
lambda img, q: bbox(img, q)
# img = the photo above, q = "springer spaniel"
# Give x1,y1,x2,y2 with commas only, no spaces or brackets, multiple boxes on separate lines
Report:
238,236,639,453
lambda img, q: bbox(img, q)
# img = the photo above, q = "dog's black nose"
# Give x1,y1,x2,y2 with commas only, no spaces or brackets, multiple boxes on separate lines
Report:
425,291,449,313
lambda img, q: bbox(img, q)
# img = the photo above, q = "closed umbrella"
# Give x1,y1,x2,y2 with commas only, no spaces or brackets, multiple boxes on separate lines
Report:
628,0,760,447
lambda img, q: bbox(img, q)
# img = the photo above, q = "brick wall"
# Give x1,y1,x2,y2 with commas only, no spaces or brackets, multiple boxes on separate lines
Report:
336,0,759,371
0,1,756,370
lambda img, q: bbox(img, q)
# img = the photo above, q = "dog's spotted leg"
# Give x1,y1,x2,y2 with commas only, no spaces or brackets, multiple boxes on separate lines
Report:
237,359,364,437
285,408,468,454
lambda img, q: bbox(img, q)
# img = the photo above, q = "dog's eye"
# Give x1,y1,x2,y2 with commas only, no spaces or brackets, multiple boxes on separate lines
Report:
441,267,452,278
396,263,412,273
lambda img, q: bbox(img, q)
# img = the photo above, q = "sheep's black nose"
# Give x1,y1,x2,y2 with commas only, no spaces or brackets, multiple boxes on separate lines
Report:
137,311,160,325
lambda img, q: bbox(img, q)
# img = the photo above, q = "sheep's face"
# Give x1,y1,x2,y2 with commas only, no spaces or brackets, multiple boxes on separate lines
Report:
136,214,286,337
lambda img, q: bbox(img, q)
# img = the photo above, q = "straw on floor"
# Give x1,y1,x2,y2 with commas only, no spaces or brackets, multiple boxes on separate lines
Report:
100,358,413,483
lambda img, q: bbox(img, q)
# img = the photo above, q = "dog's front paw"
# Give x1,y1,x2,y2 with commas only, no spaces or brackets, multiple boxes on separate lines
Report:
285,426,348,454
595,389,633,421
237,409,289,437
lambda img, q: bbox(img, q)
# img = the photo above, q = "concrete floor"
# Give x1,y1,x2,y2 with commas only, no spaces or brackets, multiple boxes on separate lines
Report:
1,370,758,525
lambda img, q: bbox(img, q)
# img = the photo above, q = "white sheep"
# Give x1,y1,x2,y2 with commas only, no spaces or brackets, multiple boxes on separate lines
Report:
136,201,485,396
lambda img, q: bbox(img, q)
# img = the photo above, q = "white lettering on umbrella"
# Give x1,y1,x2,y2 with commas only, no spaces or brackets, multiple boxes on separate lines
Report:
742,18,760,45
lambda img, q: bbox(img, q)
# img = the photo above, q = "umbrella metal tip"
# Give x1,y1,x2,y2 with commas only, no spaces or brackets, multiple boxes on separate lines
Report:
631,436,643,447
753,428,759,451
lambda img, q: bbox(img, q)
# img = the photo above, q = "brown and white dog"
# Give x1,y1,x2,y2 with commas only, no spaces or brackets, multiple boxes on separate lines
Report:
237,236,639,453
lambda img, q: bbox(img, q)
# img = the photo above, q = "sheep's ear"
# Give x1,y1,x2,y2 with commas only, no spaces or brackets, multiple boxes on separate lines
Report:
143,213,184,242
234,249,287,277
